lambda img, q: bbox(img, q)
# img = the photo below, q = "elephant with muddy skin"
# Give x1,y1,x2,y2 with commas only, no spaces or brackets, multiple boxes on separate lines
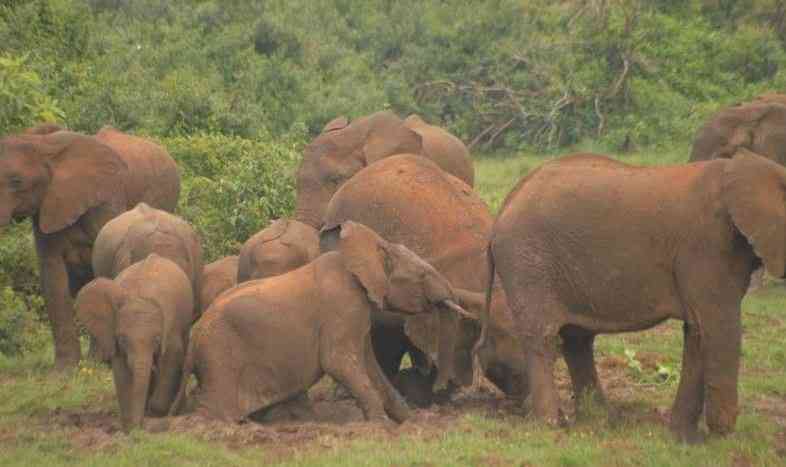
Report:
0,125,179,369
76,254,194,432
293,110,473,229
200,255,239,314
170,222,470,423
691,98,786,165
323,154,528,403
489,151,783,443
92,203,203,319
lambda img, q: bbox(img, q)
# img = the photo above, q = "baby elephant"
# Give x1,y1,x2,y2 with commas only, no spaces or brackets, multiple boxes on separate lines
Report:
92,202,203,317
171,221,470,423
76,254,194,432
199,255,239,315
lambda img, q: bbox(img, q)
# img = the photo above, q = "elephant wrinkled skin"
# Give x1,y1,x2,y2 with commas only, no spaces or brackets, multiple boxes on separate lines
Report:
75,254,194,432
490,151,781,442
0,125,179,369
170,222,469,423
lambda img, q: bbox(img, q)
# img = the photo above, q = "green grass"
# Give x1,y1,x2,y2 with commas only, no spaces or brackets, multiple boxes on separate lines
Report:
1,147,785,466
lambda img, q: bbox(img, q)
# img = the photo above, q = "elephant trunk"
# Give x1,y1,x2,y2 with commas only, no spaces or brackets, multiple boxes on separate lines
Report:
292,189,326,230
124,354,153,432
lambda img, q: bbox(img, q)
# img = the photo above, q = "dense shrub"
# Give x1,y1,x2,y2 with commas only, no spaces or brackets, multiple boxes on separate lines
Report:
0,287,47,356
0,54,64,135
163,128,305,261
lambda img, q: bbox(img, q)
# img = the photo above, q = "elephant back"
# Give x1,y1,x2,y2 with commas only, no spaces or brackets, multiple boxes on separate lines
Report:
96,127,180,212
404,115,474,187
324,154,491,291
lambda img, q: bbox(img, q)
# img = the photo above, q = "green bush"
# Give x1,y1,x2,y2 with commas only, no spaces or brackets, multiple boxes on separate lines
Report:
0,287,47,357
0,54,64,135
164,128,306,261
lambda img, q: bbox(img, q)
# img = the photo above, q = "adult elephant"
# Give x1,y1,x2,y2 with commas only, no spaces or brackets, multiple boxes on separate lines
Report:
0,125,180,369
489,150,781,442
690,99,786,165
293,110,473,229
322,154,527,398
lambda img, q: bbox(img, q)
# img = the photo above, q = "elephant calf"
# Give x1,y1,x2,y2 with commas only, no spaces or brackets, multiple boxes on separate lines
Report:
171,221,470,423
236,219,319,283
75,254,194,432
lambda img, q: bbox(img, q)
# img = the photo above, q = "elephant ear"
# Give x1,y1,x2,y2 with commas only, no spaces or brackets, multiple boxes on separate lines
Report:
362,111,423,164
723,148,786,278
322,221,389,309
322,116,349,133
74,278,126,362
38,133,128,234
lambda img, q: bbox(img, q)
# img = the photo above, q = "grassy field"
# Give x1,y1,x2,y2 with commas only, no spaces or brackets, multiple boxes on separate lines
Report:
1,148,785,466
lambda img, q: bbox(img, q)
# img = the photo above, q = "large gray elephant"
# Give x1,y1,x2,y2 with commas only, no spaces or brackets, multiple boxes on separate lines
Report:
0,125,179,369
236,219,319,283
691,99,786,165
92,203,203,318
292,110,474,229
488,150,783,443
323,154,528,400
75,254,194,432
170,222,470,423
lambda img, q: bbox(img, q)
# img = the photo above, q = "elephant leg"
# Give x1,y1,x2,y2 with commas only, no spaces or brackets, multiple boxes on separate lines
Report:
112,355,132,427
147,341,185,416
39,250,81,369
364,333,410,422
515,294,565,426
561,329,605,408
321,332,390,423
670,322,705,444
702,308,741,436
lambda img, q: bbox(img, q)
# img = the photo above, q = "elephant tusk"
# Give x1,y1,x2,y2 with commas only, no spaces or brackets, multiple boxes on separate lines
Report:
440,299,477,320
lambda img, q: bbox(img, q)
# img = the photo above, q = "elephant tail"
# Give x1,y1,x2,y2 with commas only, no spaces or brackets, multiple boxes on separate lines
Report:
169,335,196,416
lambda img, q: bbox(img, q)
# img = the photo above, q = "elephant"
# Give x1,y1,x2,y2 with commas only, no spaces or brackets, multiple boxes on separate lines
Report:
403,114,474,187
170,221,470,423
488,150,784,442
690,99,786,165
0,126,180,369
91,202,203,319
323,154,528,400
75,254,194,432
236,219,319,283
292,110,474,229
200,255,239,315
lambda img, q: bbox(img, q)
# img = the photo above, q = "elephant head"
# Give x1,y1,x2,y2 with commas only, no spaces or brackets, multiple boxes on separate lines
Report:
293,112,423,228
722,148,786,279
0,131,128,233
75,277,169,431
320,221,467,316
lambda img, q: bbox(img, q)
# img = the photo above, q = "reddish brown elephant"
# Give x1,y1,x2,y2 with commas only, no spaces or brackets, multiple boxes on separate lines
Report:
323,154,528,400
236,219,319,283
293,110,473,229
691,99,786,165
200,255,239,314
489,150,781,442
171,222,469,423
0,125,179,369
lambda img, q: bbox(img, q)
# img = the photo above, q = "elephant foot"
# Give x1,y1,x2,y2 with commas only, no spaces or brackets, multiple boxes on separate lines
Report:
392,368,434,408
331,382,353,401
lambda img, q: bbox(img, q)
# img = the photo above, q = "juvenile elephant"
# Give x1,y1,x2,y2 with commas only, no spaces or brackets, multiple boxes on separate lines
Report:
75,254,194,432
404,114,474,187
323,154,528,399
92,203,203,318
170,222,469,423
293,110,473,229
0,126,179,369
489,150,783,442
236,219,319,283
200,255,239,314
691,99,786,165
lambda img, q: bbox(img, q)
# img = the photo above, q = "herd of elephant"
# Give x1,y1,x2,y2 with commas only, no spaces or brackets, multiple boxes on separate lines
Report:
2,93,786,444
